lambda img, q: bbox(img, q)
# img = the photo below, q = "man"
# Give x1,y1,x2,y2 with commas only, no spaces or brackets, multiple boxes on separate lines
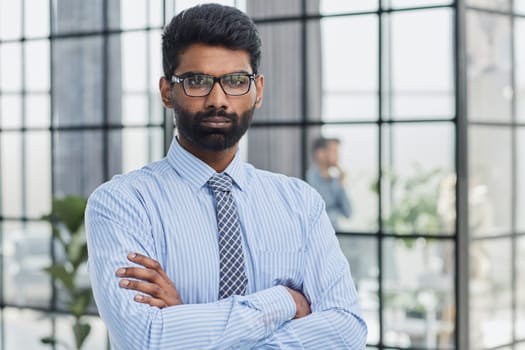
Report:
307,137,352,231
85,4,366,349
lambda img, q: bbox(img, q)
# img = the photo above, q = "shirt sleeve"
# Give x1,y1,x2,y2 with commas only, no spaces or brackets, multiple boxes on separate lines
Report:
251,193,367,349
336,182,352,218
85,183,296,350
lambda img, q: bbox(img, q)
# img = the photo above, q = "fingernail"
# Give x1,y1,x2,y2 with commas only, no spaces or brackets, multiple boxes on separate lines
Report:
128,252,137,259
116,268,126,276
119,279,130,287
134,295,143,301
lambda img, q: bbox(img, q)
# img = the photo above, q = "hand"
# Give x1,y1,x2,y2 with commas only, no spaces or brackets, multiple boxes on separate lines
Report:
285,287,311,319
116,252,183,308
334,165,346,184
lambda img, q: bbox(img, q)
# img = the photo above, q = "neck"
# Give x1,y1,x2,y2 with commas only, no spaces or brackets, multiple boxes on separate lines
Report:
317,163,331,179
177,137,237,173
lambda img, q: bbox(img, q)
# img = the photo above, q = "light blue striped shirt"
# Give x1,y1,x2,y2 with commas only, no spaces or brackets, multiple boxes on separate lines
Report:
85,138,367,350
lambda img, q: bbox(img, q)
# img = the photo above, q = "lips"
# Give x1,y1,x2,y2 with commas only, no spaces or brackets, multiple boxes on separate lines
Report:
200,116,233,128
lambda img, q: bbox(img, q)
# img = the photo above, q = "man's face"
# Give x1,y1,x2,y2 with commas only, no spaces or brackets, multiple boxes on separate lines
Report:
160,43,264,152
326,141,340,167
172,96,254,151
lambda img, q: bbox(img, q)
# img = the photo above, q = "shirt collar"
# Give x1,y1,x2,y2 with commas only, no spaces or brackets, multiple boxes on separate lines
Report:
167,137,247,192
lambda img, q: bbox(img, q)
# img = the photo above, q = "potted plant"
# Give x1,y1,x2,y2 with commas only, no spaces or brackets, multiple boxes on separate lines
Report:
40,195,93,350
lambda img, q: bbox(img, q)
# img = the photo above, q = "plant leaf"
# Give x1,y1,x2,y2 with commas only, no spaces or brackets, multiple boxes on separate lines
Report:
41,336,56,345
50,196,87,234
69,289,92,317
43,264,75,291
74,322,91,348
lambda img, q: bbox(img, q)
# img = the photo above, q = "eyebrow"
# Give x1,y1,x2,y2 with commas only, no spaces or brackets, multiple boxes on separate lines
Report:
175,70,252,77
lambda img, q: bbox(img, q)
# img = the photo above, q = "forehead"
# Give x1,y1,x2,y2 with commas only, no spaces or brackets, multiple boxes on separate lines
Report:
175,43,252,75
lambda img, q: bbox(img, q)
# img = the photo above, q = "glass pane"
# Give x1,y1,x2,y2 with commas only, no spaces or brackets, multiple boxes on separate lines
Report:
25,40,50,92
25,131,51,218
51,0,104,34
383,9,454,120
469,126,512,236
0,0,22,40
26,93,50,128
109,127,164,175
109,31,162,125
382,237,455,349
255,22,302,122
1,132,23,217
467,12,512,122
517,18,525,122
106,34,123,125
3,221,52,307
467,0,511,11
383,0,453,8
55,314,108,349
338,235,379,344
0,43,22,92
321,16,378,121
517,237,525,339
150,30,163,91
52,36,104,127
1,95,22,129
24,0,50,38
247,0,301,17
122,32,148,92
518,128,525,232
469,238,512,348
122,93,148,125
149,0,163,27
166,0,239,19
313,0,378,14
517,0,525,13
4,308,52,349
306,125,378,233
382,123,455,235
54,131,105,197
115,0,148,29
246,127,302,178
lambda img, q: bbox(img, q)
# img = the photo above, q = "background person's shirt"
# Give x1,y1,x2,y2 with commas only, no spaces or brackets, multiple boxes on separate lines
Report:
306,166,352,230
86,138,367,349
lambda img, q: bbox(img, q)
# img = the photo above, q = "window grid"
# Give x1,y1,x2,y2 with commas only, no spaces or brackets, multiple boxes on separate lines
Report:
1,0,525,349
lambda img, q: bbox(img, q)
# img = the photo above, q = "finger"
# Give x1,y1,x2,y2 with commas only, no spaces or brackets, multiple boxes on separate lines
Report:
119,278,165,298
133,294,168,309
127,252,160,269
116,267,162,284
126,253,171,280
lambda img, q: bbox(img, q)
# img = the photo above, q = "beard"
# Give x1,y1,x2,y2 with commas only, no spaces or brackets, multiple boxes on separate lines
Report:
173,100,254,151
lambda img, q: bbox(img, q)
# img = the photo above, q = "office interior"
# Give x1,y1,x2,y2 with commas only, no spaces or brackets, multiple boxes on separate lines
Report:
0,0,524,349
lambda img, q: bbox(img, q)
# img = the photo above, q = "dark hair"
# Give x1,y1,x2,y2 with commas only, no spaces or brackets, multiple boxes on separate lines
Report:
162,3,262,78
312,137,340,153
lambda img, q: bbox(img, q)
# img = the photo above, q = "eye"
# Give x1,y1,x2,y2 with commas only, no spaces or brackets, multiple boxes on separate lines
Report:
222,74,249,88
186,75,212,88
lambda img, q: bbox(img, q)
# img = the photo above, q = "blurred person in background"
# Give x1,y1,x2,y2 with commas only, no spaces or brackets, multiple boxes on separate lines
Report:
85,3,366,349
307,137,352,231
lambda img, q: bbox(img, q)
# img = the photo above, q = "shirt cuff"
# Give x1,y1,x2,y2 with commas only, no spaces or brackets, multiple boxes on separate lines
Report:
242,285,296,336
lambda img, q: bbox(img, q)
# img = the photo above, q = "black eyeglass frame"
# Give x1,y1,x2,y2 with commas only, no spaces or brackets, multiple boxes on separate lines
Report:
170,72,257,97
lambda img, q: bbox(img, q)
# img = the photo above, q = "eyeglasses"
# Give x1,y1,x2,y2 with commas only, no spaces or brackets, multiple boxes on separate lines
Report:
171,72,256,97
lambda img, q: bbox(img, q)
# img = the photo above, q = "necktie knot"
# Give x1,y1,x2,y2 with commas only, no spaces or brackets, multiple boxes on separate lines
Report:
208,173,232,193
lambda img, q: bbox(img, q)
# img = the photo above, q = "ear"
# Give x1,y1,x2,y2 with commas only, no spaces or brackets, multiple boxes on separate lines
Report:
159,77,173,108
254,74,264,109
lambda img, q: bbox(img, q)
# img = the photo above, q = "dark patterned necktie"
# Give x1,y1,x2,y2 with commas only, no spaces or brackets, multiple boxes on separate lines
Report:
208,173,247,299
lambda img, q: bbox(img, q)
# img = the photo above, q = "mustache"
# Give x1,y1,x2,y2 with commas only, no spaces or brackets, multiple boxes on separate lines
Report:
194,109,238,123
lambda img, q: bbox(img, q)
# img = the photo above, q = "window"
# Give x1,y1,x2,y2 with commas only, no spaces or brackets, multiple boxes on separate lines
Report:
1,0,524,349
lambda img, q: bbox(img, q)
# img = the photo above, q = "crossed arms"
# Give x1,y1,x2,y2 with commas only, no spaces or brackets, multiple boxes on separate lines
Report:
85,185,367,349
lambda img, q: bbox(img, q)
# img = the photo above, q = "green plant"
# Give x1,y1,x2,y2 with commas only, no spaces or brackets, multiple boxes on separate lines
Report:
41,195,92,350
373,164,445,247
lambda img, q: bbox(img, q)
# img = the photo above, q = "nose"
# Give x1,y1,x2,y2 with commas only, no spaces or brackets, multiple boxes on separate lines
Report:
204,80,229,110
